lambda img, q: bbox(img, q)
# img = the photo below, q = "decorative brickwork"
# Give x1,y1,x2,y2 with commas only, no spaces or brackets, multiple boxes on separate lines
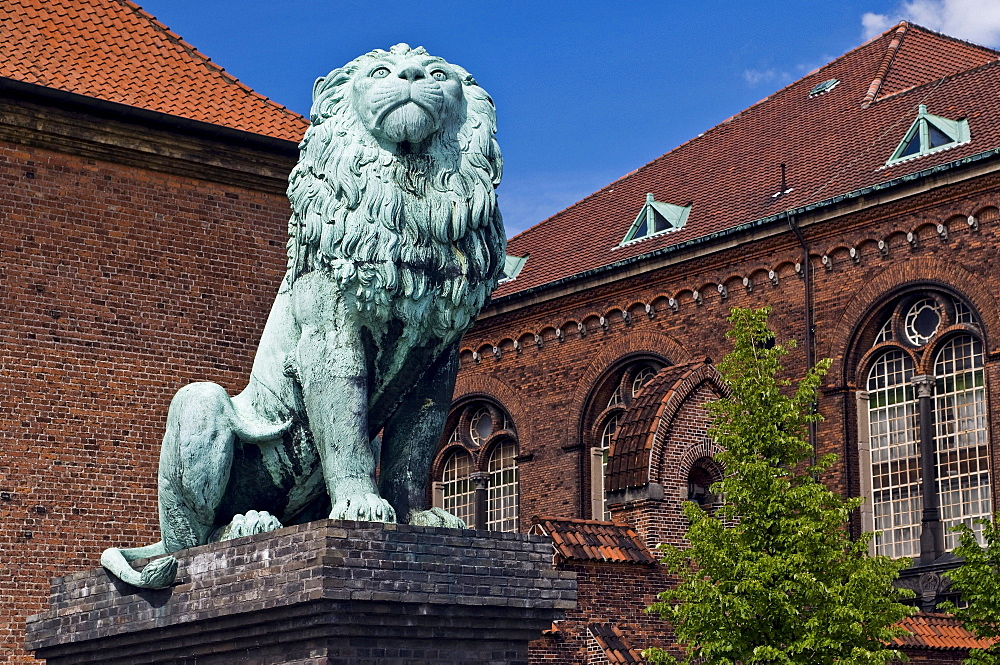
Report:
25,521,576,665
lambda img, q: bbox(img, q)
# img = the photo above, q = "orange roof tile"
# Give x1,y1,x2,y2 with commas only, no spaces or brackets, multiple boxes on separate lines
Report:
531,517,657,564
894,612,996,651
496,23,1000,300
0,0,308,141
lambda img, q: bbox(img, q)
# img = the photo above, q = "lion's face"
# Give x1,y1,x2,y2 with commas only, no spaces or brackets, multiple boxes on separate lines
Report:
350,52,465,145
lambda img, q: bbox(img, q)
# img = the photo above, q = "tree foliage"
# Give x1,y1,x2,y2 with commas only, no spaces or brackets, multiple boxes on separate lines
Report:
646,307,913,665
942,516,1000,664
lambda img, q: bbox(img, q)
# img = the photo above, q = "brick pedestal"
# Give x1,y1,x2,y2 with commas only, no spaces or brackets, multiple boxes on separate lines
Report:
25,520,576,665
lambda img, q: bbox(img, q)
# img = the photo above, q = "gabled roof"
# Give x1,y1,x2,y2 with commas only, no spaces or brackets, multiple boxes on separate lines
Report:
893,612,996,651
496,23,1000,300
0,0,308,141
530,517,657,564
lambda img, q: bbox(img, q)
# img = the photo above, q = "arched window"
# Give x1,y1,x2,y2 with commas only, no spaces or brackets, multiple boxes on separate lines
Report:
584,357,668,520
487,440,519,531
867,349,920,558
858,291,992,559
441,450,475,527
934,335,990,549
433,400,519,531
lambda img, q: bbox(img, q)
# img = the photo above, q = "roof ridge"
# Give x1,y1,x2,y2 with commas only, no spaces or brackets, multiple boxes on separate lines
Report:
863,22,908,108
875,53,1000,106
119,0,302,121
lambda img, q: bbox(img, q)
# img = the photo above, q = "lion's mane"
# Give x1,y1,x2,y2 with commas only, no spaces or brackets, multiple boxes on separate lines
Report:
284,45,505,340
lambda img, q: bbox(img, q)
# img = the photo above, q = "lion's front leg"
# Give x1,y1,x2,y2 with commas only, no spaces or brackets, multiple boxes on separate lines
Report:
293,290,395,524
379,344,464,528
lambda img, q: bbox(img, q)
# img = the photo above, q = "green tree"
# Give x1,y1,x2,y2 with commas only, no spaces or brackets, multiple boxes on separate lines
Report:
646,307,913,665
942,517,1000,664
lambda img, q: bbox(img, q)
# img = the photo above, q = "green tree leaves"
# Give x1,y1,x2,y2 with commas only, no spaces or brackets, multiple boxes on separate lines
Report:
646,307,913,665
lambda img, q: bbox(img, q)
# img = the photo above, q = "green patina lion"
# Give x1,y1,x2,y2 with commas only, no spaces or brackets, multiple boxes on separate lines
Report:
102,44,505,589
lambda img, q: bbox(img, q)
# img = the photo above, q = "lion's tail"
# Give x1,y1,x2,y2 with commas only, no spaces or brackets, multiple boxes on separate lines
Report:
101,542,177,589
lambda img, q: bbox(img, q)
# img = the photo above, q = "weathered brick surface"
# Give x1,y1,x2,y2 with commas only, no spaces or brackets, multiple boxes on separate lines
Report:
528,560,671,665
0,98,296,662
25,521,576,665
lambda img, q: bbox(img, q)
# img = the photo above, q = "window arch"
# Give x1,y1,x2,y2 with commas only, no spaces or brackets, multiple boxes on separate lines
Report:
432,399,519,531
486,440,519,531
857,290,992,559
583,356,668,520
441,449,475,527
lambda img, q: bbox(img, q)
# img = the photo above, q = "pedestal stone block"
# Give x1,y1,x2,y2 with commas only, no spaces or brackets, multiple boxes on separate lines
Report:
25,520,576,665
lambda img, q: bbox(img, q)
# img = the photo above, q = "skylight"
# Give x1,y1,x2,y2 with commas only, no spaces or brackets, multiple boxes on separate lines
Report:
620,194,691,246
886,105,970,166
808,78,839,97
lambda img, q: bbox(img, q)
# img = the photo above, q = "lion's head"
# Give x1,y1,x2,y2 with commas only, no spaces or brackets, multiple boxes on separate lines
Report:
284,44,505,339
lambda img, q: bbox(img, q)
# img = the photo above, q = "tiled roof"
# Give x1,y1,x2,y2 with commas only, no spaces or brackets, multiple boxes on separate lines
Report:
530,517,657,564
893,612,996,651
0,0,308,141
588,623,646,664
496,23,1000,299
607,359,723,492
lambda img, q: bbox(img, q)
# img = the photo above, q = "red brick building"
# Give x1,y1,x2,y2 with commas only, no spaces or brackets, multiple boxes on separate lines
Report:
435,21,1000,663
0,1,306,661
1,2,998,663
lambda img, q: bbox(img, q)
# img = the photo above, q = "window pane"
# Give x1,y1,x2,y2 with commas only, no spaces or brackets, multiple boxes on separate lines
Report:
487,440,519,532
441,451,474,527
934,335,992,549
867,349,921,558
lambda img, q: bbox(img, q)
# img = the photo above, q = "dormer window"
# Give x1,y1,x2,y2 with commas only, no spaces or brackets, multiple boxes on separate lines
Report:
886,105,970,166
620,193,691,246
497,254,527,283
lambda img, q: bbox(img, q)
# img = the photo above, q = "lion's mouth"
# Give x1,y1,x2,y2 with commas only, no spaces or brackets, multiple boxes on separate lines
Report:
372,86,444,144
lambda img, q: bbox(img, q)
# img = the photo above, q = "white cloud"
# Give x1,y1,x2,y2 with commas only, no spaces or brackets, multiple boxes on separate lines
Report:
742,68,789,86
862,0,1000,47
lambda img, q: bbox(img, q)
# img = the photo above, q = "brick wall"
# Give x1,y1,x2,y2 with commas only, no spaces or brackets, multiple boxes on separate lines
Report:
529,560,672,664
0,122,293,661
457,175,1000,537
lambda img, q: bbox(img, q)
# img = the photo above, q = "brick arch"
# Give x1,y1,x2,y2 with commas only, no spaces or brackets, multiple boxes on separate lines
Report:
570,331,691,427
824,257,1000,385
452,372,532,452
607,360,726,492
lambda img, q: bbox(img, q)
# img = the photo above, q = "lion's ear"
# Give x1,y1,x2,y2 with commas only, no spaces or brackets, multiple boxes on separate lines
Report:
312,76,327,100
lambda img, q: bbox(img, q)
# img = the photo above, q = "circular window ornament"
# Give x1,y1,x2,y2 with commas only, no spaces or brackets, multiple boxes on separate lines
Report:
469,407,493,445
904,298,941,346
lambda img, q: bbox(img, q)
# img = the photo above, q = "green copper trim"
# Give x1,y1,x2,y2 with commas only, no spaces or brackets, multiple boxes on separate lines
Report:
887,105,970,166
620,193,691,246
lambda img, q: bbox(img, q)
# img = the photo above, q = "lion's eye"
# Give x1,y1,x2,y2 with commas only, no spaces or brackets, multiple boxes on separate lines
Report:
431,70,447,81
371,67,390,78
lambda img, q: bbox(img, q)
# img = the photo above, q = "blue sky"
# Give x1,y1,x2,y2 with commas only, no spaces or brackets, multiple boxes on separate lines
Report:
137,0,1000,237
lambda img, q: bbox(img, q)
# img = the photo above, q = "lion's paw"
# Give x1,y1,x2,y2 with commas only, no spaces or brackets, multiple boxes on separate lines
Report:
137,556,178,589
213,510,283,542
330,493,397,523
408,507,467,529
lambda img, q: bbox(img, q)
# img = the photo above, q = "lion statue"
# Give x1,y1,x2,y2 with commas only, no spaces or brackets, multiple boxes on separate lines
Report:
101,44,505,589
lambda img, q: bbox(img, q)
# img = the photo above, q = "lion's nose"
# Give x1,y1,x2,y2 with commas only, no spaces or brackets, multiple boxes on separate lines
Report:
397,64,426,82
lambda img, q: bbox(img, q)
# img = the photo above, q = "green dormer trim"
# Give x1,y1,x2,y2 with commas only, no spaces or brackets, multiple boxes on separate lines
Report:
498,254,528,282
620,193,691,246
886,105,970,166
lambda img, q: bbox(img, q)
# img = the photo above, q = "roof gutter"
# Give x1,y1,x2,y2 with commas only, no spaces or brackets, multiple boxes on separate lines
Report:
487,146,1000,312
0,76,302,156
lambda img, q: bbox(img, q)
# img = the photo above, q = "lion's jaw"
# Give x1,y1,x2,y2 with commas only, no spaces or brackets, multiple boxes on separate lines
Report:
351,54,464,145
